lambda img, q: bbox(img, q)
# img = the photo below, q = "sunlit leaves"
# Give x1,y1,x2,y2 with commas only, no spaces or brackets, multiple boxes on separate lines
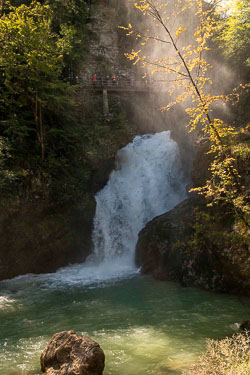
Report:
124,0,215,113
122,0,249,223
215,0,250,69
175,25,186,38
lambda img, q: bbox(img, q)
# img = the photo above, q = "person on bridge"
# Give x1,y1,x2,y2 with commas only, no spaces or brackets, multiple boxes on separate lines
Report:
92,74,97,85
112,73,117,85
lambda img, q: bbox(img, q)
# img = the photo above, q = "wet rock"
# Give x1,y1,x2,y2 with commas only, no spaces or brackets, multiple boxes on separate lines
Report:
135,195,250,294
41,330,105,375
135,197,200,281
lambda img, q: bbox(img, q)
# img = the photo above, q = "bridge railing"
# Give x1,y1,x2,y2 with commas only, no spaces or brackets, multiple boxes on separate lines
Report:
81,78,153,89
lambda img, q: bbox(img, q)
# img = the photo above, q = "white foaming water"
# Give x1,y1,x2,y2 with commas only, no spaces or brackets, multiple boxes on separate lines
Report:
1,131,187,289
89,131,187,274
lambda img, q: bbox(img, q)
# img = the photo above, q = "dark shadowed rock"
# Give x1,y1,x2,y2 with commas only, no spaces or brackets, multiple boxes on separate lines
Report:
135,194,250,294
135,197,200,280
41,330,105,375
0,201,96,281
239,320,250,332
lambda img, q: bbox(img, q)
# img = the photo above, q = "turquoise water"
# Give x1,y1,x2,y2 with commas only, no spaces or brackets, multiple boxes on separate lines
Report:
1,133,248,374
0,272,249,375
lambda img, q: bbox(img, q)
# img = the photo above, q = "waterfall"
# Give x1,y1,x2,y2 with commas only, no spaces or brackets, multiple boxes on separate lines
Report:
91,131,187,270
23,131,188,286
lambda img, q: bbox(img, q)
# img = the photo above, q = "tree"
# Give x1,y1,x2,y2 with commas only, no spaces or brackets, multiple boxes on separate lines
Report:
0,1,73,160
46,0,89,76
215,0,250,75
121,0,249,225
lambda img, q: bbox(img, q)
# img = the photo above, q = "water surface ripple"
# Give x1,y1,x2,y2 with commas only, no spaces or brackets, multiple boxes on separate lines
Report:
0,274,249,375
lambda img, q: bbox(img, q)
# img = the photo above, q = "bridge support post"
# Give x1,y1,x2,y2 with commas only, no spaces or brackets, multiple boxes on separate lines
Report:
103,89,109,115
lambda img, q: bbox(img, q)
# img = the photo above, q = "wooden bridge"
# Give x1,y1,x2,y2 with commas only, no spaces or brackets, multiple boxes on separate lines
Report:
81,78,154,92
80,77,158,115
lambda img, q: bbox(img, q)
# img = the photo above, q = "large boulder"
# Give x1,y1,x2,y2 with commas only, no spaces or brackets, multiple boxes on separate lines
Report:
41,330,105,375
135,196,250,294
135,197,199,281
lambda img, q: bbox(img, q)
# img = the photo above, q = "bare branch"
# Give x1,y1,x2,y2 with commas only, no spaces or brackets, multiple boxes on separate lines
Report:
143,59,189,78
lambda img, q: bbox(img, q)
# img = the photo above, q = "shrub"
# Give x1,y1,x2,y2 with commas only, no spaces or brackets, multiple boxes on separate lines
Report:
183,332,250,375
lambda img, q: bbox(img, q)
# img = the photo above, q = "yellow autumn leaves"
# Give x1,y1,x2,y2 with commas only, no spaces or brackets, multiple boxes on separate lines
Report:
122,0,249,223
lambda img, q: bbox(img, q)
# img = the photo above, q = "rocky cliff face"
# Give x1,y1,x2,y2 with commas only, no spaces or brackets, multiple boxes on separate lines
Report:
0,200,94,280
81,1,132,81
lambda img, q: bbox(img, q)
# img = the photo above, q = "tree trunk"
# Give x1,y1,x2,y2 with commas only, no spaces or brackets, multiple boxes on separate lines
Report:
39,102,45,160
34,92,45,160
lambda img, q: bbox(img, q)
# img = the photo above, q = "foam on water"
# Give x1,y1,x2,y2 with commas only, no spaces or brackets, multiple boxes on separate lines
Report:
0,296,16,310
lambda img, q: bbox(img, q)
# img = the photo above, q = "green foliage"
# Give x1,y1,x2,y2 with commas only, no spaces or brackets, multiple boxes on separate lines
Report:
187,206,250,285
188,209,233,253
193,124,250,225
0,0,132,207
215,0,250,74
182,332,250,375
0,0,90,204
46,0,89,72
0,136,20,196
80,92,131,160
0,0,74,157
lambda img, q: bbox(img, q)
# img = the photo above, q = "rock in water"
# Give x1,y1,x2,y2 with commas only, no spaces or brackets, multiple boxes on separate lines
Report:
41,330,105,375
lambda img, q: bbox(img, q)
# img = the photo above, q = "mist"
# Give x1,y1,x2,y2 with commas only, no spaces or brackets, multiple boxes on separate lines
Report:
121,0,237,126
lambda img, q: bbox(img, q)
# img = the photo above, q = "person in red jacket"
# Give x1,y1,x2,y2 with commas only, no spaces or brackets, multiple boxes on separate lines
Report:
112,73,117,85
92,74,97,85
